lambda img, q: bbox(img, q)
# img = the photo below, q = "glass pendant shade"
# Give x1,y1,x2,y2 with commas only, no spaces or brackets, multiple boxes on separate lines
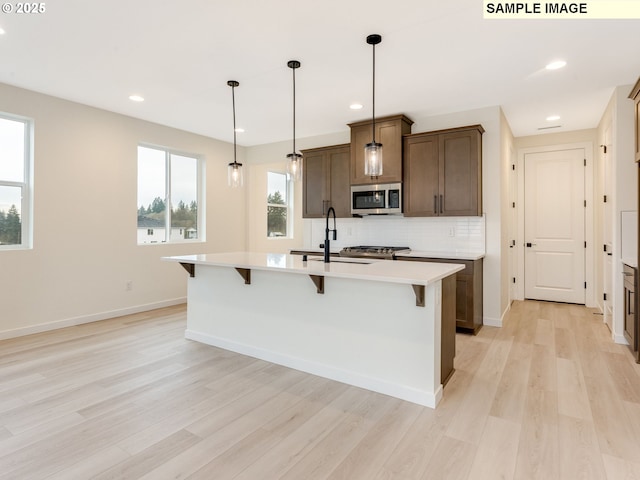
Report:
364,142,383,177
286,152,303,181
228,161,243,188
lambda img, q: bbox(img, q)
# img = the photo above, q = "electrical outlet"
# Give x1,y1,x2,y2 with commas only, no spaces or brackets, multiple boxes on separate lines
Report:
125,280,133,291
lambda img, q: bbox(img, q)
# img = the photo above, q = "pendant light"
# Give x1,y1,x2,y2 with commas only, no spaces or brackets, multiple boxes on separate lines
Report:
364,34,383,178
286,60,302,181
227,80,243,188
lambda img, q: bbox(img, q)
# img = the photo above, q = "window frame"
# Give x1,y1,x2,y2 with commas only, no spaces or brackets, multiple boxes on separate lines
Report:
266,170,293,239
137,144,204,245
0,112,33,251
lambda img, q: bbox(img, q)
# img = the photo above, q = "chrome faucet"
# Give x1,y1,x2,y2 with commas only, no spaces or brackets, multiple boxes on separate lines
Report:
324,207,337,263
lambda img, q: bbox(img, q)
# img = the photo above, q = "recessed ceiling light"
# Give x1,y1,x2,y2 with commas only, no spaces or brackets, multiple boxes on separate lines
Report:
350,103,363,110
545,60,566,70
546,115,561,121
234,128,245,133
129,95,144,102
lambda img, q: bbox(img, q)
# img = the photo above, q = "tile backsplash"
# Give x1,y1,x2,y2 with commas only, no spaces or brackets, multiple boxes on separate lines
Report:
304,215,485,253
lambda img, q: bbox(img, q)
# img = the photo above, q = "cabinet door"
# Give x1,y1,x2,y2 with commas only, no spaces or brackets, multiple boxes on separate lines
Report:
635,98,640,163
328,146,351,218
403,134,439,216
455,274,474,329
302,151,329,218
350,116,411,185
439,129,482,216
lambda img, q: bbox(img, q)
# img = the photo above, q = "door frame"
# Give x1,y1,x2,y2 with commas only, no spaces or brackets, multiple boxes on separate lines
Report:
516,142,595,307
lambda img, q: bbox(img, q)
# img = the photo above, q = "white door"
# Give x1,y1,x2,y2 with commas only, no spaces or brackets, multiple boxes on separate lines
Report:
524,148,586,304
602,127,613,329
508,146,518,304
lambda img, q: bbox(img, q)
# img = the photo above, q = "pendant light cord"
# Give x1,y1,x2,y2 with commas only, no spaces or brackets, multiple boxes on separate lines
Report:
232,84,237,165
293,65,296,155
372,41,376,144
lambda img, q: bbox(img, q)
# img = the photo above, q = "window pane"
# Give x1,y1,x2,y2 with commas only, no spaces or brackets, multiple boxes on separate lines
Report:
137,146,166,244
0,185,22,245
170,154,198,241
0,117,25,182
267,172,288,237
267,172,287,203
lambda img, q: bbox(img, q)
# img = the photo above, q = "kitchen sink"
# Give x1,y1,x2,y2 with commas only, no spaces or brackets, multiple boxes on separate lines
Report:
307,258,372,265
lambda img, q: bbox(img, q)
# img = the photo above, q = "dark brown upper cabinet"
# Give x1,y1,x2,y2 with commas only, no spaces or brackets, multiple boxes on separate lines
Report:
630,78,640,163
302,144,351,218
403,125,484,217
349,114,413,185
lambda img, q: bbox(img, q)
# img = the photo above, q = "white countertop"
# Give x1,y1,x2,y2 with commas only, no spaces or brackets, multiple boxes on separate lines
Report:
164,252,464,286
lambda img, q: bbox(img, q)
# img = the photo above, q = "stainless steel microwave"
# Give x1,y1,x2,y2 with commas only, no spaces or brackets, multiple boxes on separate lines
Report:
351,182,402,215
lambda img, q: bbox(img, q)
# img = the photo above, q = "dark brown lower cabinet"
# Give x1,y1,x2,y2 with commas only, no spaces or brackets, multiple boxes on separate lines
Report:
623,263,639,362
397,256,483,334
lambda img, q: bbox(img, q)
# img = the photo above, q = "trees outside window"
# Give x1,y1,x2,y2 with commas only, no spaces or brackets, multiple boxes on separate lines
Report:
267,172,291,238
137,145,202,244
0,114,31,249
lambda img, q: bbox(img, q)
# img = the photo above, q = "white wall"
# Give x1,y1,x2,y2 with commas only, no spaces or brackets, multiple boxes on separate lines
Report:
244,132,349,253
0,83,246,338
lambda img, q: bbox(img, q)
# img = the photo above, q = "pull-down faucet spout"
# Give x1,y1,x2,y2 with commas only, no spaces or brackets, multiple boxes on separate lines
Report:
324,207,337,263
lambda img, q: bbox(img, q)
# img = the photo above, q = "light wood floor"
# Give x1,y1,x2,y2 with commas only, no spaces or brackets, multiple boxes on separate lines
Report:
1,301,640,479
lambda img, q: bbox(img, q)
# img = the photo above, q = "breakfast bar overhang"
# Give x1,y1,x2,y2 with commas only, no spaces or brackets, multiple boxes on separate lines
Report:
164,252,463,408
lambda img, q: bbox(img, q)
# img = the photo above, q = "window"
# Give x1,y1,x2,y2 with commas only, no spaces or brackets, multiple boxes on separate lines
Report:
267,171,291,238
137,145,202,244
0,113,32,250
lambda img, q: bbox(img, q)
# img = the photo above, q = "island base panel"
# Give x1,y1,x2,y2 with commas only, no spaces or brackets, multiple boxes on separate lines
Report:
184,265,446,407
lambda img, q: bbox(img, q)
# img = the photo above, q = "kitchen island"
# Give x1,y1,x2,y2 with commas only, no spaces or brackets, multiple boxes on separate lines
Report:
164,252,463,408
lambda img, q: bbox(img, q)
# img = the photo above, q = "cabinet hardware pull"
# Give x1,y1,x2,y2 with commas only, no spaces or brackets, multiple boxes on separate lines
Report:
440,195,443,214
434,195,437,214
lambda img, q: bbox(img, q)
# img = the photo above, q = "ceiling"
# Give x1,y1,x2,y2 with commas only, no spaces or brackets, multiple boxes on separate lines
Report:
0,0,639,146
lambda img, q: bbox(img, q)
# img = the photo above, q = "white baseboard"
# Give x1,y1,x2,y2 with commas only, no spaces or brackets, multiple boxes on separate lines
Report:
0,298,186,341
482,302,510,328
484,316,503,328
185,328,441,408
613,333,629,345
